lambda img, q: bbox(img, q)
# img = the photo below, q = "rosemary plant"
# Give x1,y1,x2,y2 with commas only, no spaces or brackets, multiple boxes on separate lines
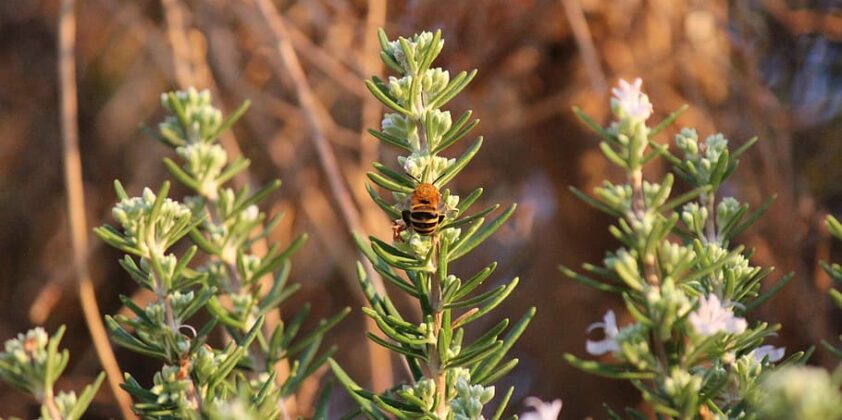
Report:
0,327,104,419
743,215,842,420
750,364,842,420
822,215,842,358
562,79,808,418
329,29,534,419
95,88,347,418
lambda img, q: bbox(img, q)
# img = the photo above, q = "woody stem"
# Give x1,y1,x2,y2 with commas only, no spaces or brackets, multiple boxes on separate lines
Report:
629,168,670,372
427,238,448,418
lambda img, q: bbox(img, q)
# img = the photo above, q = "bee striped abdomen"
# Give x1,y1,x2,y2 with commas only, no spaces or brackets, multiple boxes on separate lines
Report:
411,204,443,235
401,182,446,237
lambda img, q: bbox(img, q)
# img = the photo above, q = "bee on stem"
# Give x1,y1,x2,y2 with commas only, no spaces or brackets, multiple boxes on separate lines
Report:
393,182,455,241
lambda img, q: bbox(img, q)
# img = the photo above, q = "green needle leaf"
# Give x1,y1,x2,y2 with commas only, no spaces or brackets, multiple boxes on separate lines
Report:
434,137,483,187
449,203,516,261
368,128,413,152
563,353,655,379
365,79,411,115
649,104,688,137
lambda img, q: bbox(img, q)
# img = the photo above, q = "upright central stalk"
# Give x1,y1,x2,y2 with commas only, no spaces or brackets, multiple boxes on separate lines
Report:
431,309,447,418
149,251,178,333
411,71,448,414
630,169,659,286
204,200,243,293
700,192,717,243
630,169,646,218
629,168,670,371
427,239,448,418
204,199,274,379
41,388,62,420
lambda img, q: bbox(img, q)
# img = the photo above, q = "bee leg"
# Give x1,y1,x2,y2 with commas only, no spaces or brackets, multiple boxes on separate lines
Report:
392,218,408,242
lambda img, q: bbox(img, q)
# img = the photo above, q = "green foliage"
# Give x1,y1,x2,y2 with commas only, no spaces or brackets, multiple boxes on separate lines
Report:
0,326,104,420
563,79,806,418
821,215,842,358
330,29,532,419
749,215,842,419
95,88,346,418
747,177,842,420
751,365,842,420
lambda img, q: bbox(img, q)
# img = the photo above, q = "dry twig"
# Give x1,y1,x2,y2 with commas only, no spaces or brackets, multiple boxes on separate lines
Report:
284,19,367,97
57,0,137,418
250,0,395,391
161,0,195,87
560,0,607,93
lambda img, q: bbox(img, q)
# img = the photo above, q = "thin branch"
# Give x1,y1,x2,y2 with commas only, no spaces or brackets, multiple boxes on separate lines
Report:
250,0,384,294
560,0,607,93
284,19,367,98
161,0,194,87
57,0,137,418
358,0,386,192
32,0,182,324
41,388,62,420
250,0,394,390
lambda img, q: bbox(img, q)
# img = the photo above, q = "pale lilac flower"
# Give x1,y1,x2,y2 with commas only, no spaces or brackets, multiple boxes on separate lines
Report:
689,294,747,336
520,397,562,420
586,310,620,355
610,78,653,121
750,345,785,364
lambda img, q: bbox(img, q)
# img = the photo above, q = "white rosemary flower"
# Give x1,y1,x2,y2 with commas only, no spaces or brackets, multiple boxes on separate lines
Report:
3,327,48,365
399,152,454,181
610,78,653,121
689,294,747,336
750,345,785,364
586,310,620,355
520,397,562,420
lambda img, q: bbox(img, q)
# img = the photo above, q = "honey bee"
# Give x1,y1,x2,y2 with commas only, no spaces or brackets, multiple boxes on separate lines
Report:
393,183,448,240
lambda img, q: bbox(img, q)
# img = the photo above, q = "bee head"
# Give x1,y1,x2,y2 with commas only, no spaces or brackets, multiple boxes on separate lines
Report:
413,183,440,205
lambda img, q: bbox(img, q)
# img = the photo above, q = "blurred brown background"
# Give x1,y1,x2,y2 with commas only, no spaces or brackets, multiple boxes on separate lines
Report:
2,0,842,418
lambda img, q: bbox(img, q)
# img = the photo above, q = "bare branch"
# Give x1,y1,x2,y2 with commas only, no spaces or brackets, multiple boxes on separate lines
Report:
57,0,137,418
250,0,394,390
